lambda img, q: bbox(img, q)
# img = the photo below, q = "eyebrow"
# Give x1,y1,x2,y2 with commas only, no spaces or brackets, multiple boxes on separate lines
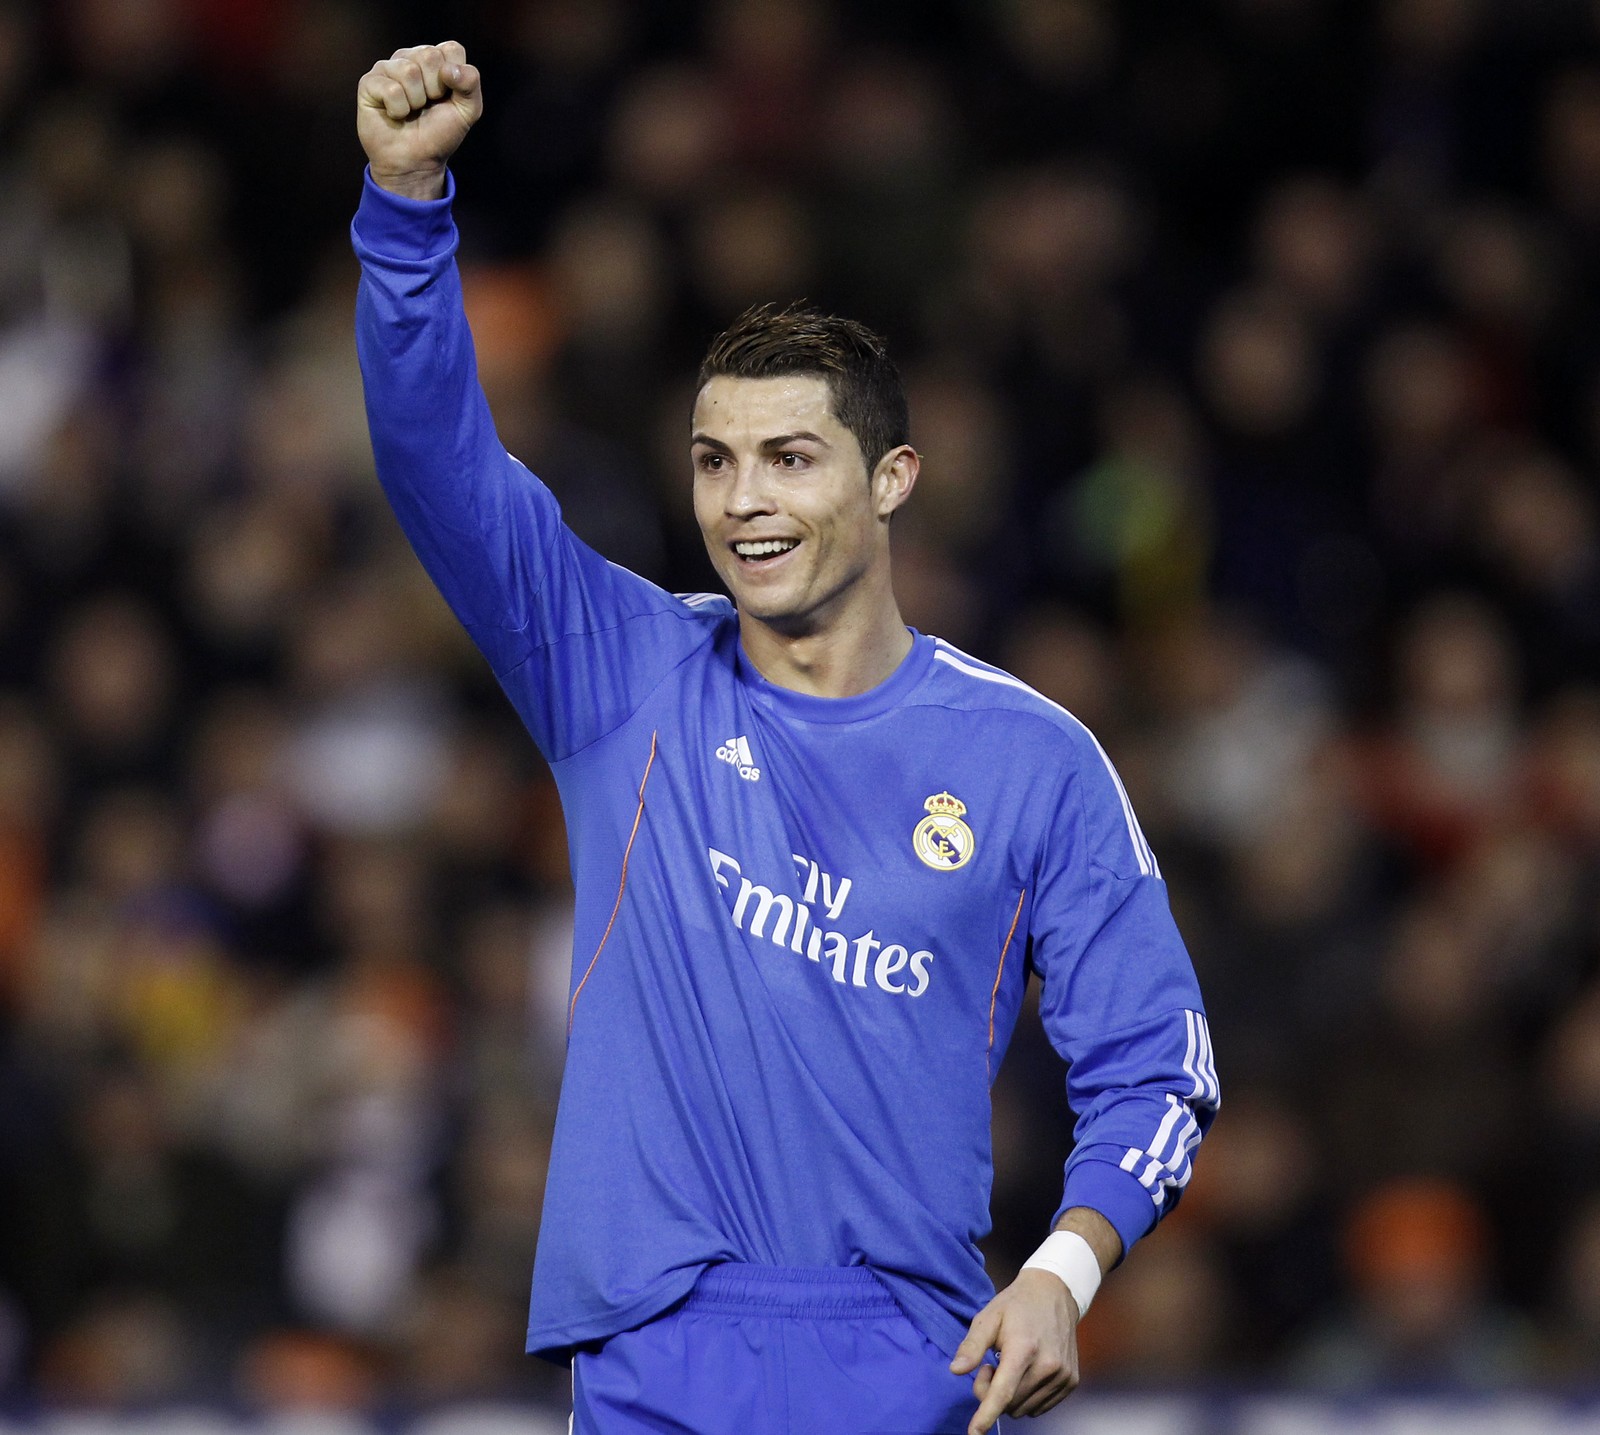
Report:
689,431,833,452
762,431,831,451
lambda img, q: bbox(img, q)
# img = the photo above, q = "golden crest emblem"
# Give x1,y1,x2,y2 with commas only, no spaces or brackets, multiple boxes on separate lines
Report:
913,791,975,871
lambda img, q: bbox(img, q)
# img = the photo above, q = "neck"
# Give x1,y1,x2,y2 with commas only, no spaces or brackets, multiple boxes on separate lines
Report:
738,592,913,698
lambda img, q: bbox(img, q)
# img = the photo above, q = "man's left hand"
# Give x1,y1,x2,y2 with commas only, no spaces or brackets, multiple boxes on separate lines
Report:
949,1268,1080,1433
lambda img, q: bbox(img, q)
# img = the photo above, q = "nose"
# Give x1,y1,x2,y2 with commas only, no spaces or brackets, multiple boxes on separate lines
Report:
726,459,777,518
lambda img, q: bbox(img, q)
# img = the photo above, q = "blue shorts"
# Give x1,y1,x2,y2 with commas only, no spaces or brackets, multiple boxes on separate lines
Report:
571,1264,1006,1435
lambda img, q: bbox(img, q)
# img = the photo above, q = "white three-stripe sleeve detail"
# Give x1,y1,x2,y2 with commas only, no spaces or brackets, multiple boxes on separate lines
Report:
1196,1011,1221,1106
1137,1110,1200,1188
1121,1093,1205,1207
931,643,1157,877
1182,1010,1221,1108
1143,1093,1187,1167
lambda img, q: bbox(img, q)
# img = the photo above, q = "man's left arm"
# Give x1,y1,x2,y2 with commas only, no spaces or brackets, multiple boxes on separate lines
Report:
954,735,1220,1434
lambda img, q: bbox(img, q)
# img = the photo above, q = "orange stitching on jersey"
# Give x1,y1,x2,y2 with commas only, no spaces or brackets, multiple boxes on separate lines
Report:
568,730,658,1038
987,888,1027,1081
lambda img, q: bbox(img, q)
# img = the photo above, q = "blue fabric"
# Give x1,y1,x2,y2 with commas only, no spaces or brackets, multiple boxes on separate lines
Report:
351,169,1219,1366
573,1265,1006,1435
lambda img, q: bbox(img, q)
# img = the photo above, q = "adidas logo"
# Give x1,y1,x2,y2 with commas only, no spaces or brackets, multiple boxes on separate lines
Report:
715,735,761,781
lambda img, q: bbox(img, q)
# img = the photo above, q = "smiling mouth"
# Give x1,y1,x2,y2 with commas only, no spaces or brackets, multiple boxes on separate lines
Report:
733,539,800,564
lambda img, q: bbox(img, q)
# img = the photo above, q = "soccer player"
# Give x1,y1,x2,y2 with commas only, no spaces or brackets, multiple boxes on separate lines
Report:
353,43,1219,1435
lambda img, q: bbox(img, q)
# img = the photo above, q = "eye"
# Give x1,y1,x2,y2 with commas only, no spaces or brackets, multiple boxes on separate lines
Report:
696,452,726,472
776,451,809,470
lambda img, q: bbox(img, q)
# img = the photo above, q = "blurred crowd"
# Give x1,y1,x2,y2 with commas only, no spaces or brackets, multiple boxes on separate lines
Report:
3,0,1600,1412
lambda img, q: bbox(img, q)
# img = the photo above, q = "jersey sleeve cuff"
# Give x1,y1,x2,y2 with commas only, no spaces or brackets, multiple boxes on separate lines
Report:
351,166,459,265
1056,1158,1160,1259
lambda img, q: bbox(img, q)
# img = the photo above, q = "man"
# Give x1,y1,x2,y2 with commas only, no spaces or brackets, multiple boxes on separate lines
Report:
353,42,1218,1435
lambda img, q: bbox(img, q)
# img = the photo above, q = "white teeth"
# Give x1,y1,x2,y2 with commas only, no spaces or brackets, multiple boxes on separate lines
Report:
735,539,798,557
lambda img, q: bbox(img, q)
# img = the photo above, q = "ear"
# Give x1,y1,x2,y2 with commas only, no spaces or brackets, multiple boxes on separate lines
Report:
872,445,920,519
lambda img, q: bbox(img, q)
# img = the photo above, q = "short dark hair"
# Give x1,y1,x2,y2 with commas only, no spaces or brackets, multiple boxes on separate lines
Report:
697,301,911,472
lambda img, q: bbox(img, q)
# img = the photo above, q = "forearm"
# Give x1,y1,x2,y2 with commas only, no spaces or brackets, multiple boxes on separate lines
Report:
1053,1013,1220,1257
352,170,492,484
352,172,562,651
1016,1206,1119,1323
1052,1206,1121,1276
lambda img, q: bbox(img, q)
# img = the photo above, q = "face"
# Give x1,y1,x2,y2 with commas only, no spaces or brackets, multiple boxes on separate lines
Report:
691,374,912,634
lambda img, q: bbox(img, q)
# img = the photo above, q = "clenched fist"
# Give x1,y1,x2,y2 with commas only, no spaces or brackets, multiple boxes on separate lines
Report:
357,42,482,201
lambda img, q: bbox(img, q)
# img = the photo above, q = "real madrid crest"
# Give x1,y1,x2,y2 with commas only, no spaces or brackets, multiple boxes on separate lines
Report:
913,791,975,871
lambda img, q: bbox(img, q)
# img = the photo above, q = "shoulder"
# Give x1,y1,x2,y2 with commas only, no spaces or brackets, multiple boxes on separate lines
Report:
923,637,1099,750
922,637,1159,875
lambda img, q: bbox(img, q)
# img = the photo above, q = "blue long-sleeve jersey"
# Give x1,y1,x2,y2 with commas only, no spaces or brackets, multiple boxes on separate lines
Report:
351,171,1219,1362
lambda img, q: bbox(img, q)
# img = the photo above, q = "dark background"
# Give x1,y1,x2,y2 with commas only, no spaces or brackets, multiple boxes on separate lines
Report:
1,0,1599,1409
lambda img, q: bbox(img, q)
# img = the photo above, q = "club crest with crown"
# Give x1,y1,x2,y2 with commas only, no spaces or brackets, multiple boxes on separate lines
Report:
913,791,975,871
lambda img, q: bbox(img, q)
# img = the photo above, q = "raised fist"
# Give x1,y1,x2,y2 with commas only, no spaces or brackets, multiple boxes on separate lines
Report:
357,42,482,201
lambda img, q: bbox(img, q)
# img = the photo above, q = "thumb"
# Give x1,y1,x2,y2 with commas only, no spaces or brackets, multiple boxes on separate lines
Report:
949,1301,1001,1375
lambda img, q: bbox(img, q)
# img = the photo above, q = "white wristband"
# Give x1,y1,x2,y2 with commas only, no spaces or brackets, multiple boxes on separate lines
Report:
1021,1231,1103,1317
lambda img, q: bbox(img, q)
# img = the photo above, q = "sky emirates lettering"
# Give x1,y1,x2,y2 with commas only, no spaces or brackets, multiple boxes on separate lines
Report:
708,847,934,997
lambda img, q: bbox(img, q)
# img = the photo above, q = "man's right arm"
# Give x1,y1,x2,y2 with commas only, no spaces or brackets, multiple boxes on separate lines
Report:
353,45,706,761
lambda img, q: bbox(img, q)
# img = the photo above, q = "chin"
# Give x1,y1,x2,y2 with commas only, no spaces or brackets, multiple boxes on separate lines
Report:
726,585,809,631
732,592,795,623
721,569,786,613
